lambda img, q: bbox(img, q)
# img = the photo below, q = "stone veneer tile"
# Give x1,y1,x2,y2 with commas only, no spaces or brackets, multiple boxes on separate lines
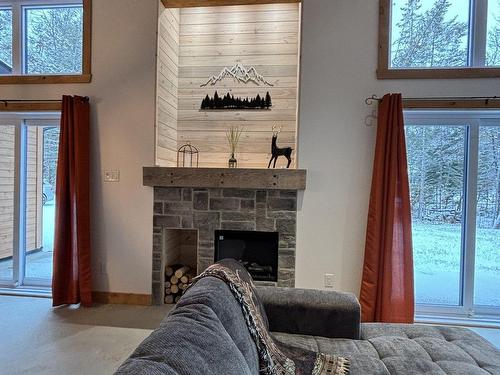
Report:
240,199,255,211
153,233,162,253
276,219,296,234
223,189,256,198
267,197,297,211
153,202,163,215
256,190,267,203
151,283,162,305
182,188,193,201
154,215,180,228
155,188,182,201
209,188,222,197
193,191,208,210
256,217,275,232
280,190,297,198
152,187,298,304
221,221,256,231
266,211,296,220
193,211,220,226
210,197,239,211
221,211,256,221
181,215,193,229
278,255,295,269
164,201,192,215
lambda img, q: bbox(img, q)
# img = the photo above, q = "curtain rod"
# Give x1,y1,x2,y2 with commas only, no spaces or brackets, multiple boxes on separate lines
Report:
1,99,62,103
365,94,500,105
1,97,89,104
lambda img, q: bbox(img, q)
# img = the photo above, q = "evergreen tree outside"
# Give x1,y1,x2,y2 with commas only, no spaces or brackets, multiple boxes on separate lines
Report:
391,0,469,68
486,0,500,66
0,9,12,69
406,124,500,306
25,6,83,74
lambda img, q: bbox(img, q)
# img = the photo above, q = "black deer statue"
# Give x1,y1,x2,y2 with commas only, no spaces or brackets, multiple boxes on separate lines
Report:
268,125,293,168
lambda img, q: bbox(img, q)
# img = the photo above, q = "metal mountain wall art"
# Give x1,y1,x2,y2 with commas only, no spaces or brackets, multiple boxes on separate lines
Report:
201,91,272,110
200,63,274,87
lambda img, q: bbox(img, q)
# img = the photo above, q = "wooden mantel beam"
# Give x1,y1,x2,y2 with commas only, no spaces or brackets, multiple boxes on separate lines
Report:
143,167,307,190
162,0,300,8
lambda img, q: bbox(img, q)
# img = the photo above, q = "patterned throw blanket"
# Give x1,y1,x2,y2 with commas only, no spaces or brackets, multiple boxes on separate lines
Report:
187,260,350,375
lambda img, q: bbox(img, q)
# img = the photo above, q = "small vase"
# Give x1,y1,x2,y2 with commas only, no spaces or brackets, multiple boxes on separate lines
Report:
228,153,237,168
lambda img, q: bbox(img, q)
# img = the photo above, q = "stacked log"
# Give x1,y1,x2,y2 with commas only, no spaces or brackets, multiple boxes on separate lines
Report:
164,264,195,304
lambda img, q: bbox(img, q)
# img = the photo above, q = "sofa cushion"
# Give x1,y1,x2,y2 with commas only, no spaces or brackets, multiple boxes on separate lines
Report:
273,323,500,375
116,277,259,374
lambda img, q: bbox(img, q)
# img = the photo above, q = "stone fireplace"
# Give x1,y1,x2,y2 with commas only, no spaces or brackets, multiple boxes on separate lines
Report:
145,167,306,305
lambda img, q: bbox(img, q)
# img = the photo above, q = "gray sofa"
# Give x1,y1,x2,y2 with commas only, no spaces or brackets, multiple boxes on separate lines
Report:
117,276,500,374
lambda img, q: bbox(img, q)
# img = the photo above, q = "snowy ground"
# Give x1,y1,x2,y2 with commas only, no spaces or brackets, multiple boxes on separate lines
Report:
0,201,54,282
414,223,500,307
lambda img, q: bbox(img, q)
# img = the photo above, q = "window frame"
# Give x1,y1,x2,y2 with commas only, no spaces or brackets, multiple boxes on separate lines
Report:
0,0,91,84
404,109,500,323
378,0,500,79
0,111,60,293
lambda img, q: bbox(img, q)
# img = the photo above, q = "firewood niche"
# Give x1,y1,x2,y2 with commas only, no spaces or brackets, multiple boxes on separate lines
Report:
163,229,197,304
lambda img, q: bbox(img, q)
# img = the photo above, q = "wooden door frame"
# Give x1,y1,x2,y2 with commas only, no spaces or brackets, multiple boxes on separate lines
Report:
161,0,300,8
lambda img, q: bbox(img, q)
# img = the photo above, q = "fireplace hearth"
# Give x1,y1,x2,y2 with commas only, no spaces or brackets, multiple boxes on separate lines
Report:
146,167,306,305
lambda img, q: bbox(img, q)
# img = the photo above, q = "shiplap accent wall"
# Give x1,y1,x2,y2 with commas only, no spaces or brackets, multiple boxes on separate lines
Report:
156,7,180,166
177,3,300,168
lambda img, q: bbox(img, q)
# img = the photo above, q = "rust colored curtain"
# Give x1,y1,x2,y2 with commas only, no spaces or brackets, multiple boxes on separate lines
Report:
359,93,414,323
52,95,92,307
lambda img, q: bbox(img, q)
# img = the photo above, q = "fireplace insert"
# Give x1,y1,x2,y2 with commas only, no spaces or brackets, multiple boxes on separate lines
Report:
214,230,278,282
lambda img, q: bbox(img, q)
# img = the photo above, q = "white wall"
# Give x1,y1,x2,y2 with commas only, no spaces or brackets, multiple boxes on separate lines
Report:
3,0,498,298
1,0,158,294
296,0,500,295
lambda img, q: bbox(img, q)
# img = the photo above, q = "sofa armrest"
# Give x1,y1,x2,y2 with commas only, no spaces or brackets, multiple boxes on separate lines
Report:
256,286,360,339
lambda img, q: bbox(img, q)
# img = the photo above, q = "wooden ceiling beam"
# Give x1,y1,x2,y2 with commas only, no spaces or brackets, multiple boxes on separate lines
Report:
162,0,300,8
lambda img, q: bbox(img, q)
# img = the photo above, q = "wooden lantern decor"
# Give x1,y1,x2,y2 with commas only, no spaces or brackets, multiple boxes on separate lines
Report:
177,143,199,167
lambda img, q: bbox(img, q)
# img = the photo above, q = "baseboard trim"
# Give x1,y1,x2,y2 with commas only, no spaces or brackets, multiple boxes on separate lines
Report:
92,291,152,306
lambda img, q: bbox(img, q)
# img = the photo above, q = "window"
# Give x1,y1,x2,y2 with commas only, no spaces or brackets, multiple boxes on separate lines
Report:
0,0,91,84
0,112,60,290
405,110,500,320
378,0,500,78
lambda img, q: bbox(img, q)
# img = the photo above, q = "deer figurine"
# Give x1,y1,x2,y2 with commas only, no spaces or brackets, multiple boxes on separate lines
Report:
268,125,293,168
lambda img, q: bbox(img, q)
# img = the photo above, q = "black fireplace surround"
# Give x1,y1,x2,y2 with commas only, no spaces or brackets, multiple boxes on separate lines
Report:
214,230,278,282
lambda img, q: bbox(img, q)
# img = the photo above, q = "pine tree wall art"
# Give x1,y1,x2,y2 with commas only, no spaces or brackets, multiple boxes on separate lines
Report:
201,91,272,110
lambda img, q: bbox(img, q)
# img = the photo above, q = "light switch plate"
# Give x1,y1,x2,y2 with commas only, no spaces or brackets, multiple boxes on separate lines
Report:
104,170,120,182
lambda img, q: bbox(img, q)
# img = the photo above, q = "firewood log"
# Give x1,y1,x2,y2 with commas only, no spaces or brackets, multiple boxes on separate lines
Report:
174,296,181,303
178,283,187,290
165,281,171,288
180,275,189,284
165,287,172,295
170,275,179,284
171,284,179,294
175,266,190,279
164,295,174,304
165,266,174,277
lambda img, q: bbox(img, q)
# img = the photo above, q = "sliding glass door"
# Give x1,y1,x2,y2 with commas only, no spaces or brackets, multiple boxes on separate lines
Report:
0,113,60,290
405,111,500,321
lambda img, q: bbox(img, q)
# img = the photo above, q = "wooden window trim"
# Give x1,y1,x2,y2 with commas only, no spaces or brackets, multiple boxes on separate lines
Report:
161,0,300,8
403,99,500,109
0,0,92,85
0,101,62,111
377,0,500,79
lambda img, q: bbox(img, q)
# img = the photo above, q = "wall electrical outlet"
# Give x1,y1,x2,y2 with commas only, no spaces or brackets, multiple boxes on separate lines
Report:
104,170,120,182
324,274,335,288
